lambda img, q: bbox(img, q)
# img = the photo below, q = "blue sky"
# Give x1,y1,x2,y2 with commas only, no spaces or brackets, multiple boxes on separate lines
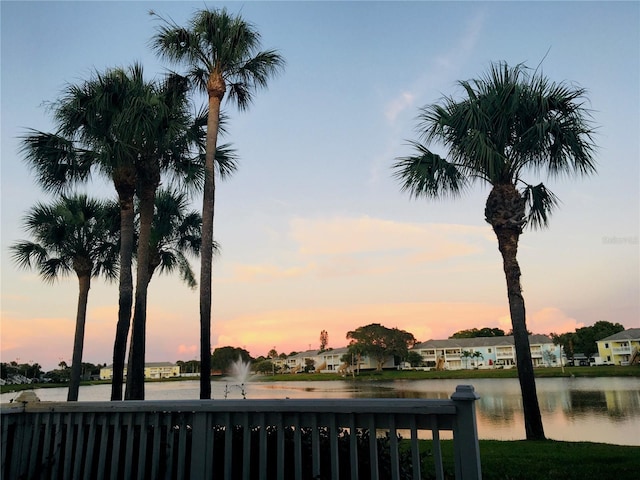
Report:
1,1,638,370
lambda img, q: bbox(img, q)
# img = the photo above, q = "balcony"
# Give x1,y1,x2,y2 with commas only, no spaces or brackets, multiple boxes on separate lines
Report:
612,346,632,354
496,350,514,359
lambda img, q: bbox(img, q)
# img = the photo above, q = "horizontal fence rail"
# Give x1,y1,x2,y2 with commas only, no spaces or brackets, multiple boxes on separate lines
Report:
1,385,481,480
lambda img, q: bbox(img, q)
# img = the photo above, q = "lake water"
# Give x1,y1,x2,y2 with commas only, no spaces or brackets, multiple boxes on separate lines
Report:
2,377,638,446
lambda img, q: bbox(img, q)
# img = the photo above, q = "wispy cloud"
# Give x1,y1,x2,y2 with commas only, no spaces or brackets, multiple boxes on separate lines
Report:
221,216,491,283
383,11,486,126
385,91,415,123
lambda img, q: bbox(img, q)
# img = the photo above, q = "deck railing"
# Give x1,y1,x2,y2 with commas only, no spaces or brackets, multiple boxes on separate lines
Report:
1,384,481,480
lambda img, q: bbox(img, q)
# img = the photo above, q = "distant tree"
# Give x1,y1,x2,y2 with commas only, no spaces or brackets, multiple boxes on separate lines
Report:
407,351,423,367
450,327,505,338
304,358,316,373
551,332,575,361
461,350,473,369
211,346,252,373
320,330,329,351
472,351,484,368
45,368,71,383
542,350,556,367
346,323,417,371
254,360,275,375
573,321,625,359
267,348,279,359
176,360,186,373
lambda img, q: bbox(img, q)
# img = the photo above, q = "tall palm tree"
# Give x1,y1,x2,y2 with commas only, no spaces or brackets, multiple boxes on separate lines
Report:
392,62,596,440
150,8,285,398
125,86,237,400
124,72,205,400
19,64,194,400
11,195,118,401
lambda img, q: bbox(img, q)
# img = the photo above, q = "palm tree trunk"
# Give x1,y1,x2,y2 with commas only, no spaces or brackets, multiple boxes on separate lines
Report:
111,190,135,401
200,86,223,399
68,273,91,401
126,182,157,400
495,226,546,440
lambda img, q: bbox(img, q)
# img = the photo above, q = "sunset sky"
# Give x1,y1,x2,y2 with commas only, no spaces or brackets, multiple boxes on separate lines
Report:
1,1,638,371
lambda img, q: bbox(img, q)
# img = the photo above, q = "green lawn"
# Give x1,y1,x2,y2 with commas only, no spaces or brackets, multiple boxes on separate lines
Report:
421,439,639,480
256,364,640,382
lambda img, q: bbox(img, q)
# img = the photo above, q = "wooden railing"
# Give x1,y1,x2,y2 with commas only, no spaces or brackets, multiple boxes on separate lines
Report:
1,385,481,480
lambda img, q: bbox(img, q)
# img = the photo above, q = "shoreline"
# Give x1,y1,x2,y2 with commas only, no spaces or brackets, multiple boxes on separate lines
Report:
2,365,638,395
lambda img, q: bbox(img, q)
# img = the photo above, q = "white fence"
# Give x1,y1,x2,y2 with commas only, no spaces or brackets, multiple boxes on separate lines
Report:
1,385,481,480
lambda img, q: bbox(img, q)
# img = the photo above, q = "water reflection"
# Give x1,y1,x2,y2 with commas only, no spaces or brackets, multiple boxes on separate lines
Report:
2,376,638,445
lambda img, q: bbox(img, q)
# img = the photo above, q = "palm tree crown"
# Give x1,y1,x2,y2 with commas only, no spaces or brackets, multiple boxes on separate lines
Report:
150,8,285,108
394,62,596,229
11,195,118,282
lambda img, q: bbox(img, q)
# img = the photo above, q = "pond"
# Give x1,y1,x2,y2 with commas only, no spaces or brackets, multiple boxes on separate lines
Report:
2,377,638,446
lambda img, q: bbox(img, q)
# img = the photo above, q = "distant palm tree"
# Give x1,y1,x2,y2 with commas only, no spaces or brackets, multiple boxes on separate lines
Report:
11,195,118,401
393,62,596,440
150,8,285,398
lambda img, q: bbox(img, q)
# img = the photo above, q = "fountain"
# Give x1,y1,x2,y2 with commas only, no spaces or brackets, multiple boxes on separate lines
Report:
224,357,252,399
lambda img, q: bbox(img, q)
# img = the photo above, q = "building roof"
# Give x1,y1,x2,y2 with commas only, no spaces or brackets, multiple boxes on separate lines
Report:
102,362,177,369
598,328,640,342
413,334,553,350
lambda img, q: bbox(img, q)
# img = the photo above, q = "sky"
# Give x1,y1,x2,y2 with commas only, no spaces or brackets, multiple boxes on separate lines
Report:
1,1,638,371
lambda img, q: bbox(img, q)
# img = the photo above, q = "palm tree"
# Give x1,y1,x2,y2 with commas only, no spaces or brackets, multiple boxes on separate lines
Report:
21,65,145,400
11,195,118,401
20,64,194,400
393,62,596,440
124,72,205,400
125,95,237,400
150,8,285,398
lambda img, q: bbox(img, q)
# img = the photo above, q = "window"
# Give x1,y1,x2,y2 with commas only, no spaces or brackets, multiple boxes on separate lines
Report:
605,343,609,348
488,348,492,353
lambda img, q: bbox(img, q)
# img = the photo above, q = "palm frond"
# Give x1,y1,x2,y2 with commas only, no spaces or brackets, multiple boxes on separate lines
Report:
521,182,560,230
20,130,94,192
392,142,467,199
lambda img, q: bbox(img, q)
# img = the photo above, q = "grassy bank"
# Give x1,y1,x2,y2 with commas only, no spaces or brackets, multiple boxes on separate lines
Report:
257,365,640,382
428,439,639,480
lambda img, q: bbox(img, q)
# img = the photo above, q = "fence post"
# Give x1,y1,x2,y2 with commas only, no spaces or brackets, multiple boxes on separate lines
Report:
450,385,482,480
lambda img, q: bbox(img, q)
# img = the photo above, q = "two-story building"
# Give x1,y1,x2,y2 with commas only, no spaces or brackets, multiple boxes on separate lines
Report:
596,328,640,366
100,362,181,380
412,334,561,370
283,347,394,374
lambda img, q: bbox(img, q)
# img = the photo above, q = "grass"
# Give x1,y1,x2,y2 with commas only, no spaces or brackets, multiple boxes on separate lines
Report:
258,364,640,382
421,439,640,480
